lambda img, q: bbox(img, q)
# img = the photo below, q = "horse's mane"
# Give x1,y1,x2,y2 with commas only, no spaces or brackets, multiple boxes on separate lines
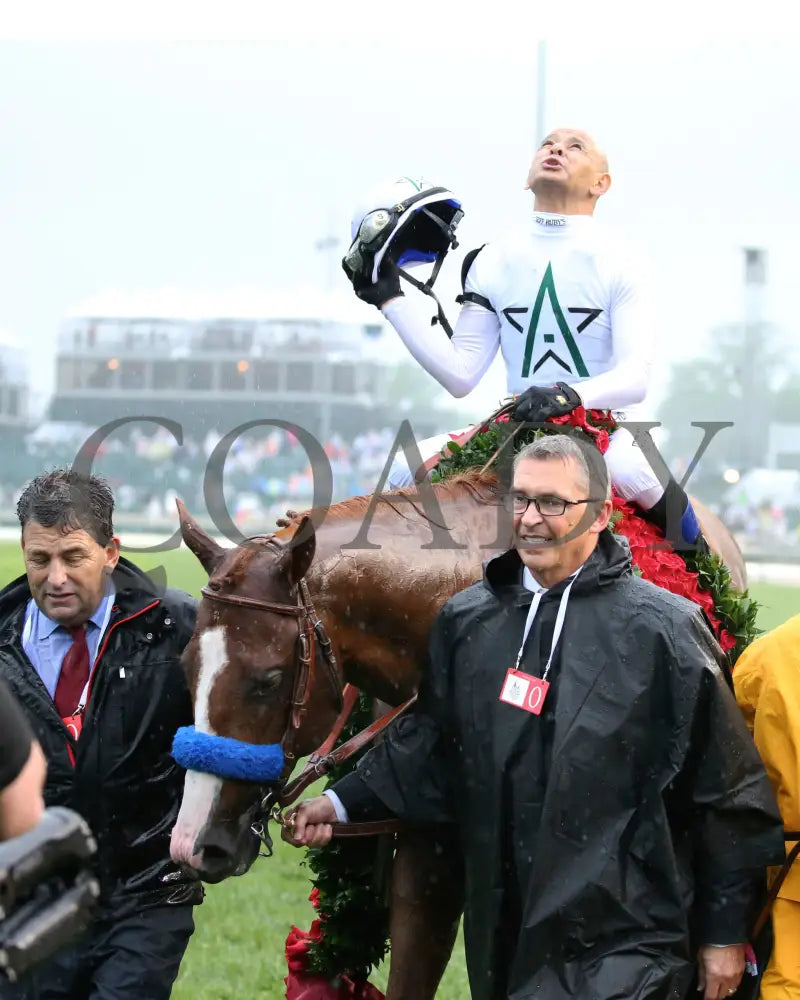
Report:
324,470,500,522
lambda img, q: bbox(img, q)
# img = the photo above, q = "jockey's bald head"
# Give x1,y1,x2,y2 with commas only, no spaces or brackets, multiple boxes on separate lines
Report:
526,127,611,213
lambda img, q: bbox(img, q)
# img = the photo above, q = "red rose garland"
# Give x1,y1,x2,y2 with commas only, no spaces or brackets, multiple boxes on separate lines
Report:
550,406,737,652
285,890,385,1000
612,495,737,653
547,404,616,453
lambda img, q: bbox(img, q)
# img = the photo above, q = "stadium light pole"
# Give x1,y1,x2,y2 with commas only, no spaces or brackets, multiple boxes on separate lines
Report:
536,38,547,145
312,234,340,445
741,247,766,471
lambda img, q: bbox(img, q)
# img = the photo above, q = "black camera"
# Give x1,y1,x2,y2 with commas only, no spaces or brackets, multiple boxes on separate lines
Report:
0,807,100,982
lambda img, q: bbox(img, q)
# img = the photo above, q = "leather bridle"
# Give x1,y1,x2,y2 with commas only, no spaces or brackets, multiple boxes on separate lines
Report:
198,534,415,849
200,551,342,776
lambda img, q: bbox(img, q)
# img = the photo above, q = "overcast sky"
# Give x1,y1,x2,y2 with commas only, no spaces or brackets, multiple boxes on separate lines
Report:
1,1,797,428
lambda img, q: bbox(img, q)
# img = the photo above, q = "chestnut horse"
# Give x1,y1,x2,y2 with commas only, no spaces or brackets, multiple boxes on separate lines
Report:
169,473,746,1000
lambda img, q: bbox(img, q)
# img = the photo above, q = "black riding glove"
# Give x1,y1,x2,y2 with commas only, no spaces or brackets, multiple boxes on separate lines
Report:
512,382,583,423
342,257,403,309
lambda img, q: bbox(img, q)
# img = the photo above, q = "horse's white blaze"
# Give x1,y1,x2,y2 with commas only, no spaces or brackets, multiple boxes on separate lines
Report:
194,626,229,736
169,626,228,866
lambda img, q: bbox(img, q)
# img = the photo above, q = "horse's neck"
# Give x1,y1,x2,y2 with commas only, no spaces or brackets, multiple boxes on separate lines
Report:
303,489,505,704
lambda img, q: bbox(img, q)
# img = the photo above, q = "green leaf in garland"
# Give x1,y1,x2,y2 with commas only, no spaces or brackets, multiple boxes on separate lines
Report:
301,692,391,981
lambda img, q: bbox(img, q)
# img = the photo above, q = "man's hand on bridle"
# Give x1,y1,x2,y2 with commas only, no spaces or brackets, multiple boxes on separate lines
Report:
281,796,337,849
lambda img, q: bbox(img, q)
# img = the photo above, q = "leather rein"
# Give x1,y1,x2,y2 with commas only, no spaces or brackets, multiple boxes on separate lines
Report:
199,541,414,846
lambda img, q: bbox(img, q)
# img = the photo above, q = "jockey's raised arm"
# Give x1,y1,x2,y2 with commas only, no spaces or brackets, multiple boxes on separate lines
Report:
344,129,706,552
380,296,499,399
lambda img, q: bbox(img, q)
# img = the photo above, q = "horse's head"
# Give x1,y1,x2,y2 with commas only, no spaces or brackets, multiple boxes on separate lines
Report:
169,502,341,883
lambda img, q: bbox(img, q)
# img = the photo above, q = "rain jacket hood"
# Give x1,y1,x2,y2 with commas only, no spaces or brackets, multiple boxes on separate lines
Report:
482,524,632,598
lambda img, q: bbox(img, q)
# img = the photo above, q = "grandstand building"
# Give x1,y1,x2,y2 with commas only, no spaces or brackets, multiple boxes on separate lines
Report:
49,311,448,442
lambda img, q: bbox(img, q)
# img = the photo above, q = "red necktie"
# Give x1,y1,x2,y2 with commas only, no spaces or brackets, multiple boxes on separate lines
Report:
54,626,90,719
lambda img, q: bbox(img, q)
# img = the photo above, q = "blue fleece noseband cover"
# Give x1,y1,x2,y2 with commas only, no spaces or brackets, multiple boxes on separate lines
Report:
171,726,284,782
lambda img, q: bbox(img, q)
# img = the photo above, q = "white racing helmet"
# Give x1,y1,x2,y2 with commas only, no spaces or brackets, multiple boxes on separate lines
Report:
343,176,464,285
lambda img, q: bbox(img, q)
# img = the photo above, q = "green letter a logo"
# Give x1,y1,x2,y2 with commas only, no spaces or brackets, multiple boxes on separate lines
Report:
521,263,589,378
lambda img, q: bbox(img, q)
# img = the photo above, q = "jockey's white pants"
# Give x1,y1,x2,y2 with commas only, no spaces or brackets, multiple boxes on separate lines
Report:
386,426,665,511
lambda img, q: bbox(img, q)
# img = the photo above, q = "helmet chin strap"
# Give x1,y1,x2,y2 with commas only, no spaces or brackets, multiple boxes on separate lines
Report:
395,206,461,338
397,260,453,338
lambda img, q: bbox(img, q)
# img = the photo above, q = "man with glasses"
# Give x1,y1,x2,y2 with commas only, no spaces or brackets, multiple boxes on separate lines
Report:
284,433,783,1000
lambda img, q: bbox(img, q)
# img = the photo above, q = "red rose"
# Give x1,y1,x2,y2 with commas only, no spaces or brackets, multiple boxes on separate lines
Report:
284,970,386,1000
594,429,610,454
569,406,588,426
341,975,386,999
285,971,343,1000
586,408,619,432
285,925,312,972
719,630,738,653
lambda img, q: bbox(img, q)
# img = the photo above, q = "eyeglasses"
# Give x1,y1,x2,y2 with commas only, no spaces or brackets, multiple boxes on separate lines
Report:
501,493,606,517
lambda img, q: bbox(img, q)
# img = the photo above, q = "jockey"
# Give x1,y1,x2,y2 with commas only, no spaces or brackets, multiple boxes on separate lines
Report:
342,129,705,551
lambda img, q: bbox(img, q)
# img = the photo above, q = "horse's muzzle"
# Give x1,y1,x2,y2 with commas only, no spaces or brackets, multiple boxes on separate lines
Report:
187,821,261,884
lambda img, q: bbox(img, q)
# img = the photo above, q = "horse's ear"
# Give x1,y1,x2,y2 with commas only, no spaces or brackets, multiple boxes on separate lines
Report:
176,499,225,576
288,515,316,584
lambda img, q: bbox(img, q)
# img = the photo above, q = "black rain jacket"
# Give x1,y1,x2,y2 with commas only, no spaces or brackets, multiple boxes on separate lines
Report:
336,531,785,1000
0,558,202,916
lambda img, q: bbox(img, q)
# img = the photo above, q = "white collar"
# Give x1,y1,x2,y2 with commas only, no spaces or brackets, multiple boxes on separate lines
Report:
522,567,547,594
531,210,595,235
522,565,581,594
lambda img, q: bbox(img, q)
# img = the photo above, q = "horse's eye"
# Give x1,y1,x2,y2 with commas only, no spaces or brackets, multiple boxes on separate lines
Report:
206,580,222,592
248,670,284,700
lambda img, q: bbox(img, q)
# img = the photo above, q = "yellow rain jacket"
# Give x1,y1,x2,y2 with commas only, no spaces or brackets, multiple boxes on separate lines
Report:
735,613,800,996
735,613,800,903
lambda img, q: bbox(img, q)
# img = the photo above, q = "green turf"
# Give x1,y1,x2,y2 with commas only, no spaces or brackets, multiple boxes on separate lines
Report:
171,838,473,1000
0,542,796,998
748,582,799,633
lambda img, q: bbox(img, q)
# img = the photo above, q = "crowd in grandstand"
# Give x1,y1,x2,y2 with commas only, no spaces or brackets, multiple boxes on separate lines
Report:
0,421,409,532
0,420,797,545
